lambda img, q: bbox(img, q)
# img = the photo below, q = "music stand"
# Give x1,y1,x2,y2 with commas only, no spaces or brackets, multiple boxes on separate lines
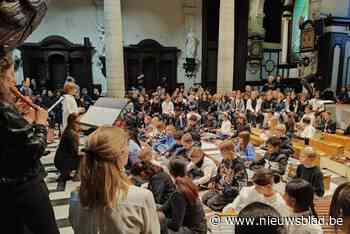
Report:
80,98,131,128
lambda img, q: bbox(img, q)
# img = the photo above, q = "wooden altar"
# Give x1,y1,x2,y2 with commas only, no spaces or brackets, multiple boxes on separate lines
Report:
124,39,180,92
20,36,94,92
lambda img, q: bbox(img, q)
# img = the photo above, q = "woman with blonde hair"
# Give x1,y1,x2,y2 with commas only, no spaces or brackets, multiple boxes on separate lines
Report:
69,127,160,234
62,81,84,129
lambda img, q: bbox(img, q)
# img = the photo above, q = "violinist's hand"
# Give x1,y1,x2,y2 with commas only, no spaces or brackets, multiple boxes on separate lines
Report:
22,106,36,124
35,107,49,126
16,96,32,114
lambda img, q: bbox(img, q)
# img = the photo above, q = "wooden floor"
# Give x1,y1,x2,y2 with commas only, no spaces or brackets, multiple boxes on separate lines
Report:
314,197,344,234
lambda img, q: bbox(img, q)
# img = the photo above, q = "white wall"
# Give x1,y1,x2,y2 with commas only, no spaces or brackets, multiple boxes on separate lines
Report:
121,0,202,87
320,0,349,17
26,0,107,92
24,0,203,91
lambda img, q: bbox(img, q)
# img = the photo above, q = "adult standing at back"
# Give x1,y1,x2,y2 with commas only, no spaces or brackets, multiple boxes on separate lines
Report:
62,81,84,129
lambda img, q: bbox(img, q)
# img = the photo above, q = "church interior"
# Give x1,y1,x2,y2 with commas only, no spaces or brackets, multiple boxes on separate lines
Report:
1,0,350,234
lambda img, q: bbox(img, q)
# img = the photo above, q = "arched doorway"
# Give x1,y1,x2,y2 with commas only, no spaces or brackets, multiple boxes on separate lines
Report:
49,54,66,90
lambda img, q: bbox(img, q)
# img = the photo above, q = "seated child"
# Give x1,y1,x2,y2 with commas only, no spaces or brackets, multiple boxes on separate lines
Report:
187,147,217,187
300,104,315,126
234,114,251,135
167,130,184,157
296,117,316,140
235,202,286,234
235,131,256,164
184,114,201,146
138,147,163,169
202,141,247,211
273,124,294,157
223,168,289,217
284,178,323,234
153,125,176,154
318,111,336,134
173,133,194,161
130,161,175,204
217,112,232,137
250,137,289,177
296,147,324,197
329,182,350,234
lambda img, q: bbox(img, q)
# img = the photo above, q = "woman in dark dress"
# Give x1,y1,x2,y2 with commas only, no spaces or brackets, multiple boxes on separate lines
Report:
54,112,80,190
0,54,59,234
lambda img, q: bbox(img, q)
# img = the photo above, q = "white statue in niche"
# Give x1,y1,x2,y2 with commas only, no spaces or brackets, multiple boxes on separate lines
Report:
12,49,24,85
97,24,105,57
92,49,107,94
185,30,198,59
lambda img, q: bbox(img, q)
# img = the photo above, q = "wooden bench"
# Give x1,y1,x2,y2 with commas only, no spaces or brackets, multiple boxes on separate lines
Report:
309,138,344,157
324,134,350,151
321,156,350,179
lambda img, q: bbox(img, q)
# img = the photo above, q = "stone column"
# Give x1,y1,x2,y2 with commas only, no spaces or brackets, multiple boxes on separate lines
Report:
281,1,293,64
104,0,125,98
217,0,235,94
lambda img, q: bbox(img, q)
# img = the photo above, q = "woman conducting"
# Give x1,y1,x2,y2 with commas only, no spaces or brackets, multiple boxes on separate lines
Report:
0,55,59,233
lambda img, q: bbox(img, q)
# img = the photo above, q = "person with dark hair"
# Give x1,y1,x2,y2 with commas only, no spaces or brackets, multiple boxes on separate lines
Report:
246,90,262,126
296,117,316,140
234,114,251,135
250,137,289,176
223,168,289,217
150,96,162,116
158,159,207,234
217,112,232,137
235,202,286,234
187,147,217,187
184,114,201,145
235,131,256,163
202,141,247,211
153,125,176,154
262,76,276,92
329,182,350,234
167,130,184,157
130,161,175,205
284,178,322,234
80,88,93,109
0,55,59,233
284,112,296,138
318,111,336,134
336,87,349,103
174,133,193,160
54,113,81,191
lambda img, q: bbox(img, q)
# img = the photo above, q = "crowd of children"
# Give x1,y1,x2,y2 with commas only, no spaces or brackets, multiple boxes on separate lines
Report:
63,79,350,234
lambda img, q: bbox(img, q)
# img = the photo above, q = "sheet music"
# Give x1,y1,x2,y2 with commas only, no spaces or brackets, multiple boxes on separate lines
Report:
80,106,121,127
